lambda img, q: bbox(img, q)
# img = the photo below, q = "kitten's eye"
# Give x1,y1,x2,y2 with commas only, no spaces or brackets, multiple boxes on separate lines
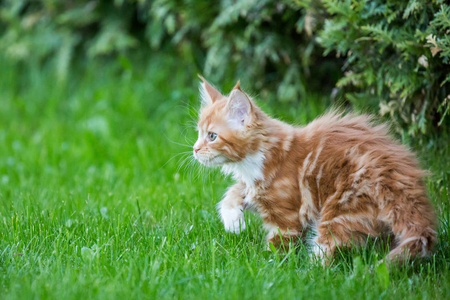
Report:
208,132,217,142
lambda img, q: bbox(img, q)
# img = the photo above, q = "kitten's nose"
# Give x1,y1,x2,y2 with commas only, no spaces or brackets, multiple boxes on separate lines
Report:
194,147,200,153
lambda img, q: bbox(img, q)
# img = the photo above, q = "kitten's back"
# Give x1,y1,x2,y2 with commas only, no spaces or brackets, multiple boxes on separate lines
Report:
300,112,436,263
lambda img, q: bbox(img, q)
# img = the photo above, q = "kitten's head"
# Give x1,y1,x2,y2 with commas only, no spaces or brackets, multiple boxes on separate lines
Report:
193,76,263,167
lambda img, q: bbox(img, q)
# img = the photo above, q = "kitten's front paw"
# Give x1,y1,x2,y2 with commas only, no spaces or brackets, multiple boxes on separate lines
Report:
220,205,246,234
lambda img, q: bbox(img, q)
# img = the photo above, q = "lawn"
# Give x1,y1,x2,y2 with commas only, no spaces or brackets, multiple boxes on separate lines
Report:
0,55,449,299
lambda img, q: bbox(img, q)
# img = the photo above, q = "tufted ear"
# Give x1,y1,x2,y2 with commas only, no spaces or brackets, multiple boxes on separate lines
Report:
198,75,223,106
226,89,252,129
232,79,241,91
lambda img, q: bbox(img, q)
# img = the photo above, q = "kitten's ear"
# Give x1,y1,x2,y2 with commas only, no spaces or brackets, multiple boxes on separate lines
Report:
232,80,241,91
226,89,252,129
198,75,222,106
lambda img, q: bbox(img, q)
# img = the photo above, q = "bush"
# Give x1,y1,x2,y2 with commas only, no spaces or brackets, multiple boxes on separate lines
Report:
0,0,448,138
0,0,141,79
191,0,340,102
316,0,450,137
0,0,336,101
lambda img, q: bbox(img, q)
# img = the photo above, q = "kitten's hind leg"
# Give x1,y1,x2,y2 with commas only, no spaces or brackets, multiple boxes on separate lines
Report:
218,183,246,234
311,216,370,265
265,224,303,251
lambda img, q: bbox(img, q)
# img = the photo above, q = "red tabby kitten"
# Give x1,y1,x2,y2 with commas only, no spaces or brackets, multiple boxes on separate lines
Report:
193,76,437,264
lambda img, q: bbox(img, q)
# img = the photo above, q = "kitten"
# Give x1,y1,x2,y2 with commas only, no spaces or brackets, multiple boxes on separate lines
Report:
193,76,437,264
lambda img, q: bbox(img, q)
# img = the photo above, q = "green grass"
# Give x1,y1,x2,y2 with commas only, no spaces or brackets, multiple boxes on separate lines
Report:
0,54,449,299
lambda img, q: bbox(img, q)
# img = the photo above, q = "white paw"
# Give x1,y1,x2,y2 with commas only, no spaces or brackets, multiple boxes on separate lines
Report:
310,243,324,258
309,243,328,265
220,205,246,234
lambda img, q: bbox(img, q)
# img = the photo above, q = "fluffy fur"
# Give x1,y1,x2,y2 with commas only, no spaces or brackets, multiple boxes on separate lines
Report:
193,77,437,264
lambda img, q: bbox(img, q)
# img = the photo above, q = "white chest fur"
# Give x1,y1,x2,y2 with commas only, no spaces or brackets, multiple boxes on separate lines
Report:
221,151,265,187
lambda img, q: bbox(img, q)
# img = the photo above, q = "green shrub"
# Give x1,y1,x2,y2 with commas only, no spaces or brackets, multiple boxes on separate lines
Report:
0,0,448,139
193,0,338,102
316,0,450,137
0,0,141,78
0,0,337,99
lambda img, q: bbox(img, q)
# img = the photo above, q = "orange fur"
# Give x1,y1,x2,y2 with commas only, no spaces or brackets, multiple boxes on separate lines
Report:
193,77,437,265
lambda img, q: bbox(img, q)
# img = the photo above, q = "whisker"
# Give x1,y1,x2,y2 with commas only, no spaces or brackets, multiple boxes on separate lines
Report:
176,153,194,173
166,139,193,148
160,151,192,171
162,151,192,163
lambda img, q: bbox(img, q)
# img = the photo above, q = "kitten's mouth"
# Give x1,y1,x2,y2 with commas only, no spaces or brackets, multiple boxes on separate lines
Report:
194,153,225,167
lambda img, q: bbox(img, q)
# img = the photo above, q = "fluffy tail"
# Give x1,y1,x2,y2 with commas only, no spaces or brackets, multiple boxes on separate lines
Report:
387,227,436,263
383,197,437,264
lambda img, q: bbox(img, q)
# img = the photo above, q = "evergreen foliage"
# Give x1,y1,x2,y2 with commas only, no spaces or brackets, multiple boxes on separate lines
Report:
1,0,448,137
317,0,450,136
